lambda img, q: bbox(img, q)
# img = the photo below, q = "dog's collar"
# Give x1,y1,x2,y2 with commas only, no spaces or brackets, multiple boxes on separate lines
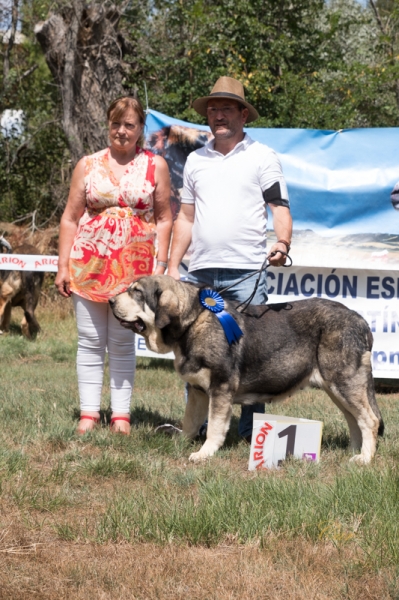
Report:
199,289,243,345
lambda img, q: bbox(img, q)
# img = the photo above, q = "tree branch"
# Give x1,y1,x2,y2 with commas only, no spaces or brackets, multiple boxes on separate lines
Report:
3,0,19,82
369,0,386,36
20,64,38,82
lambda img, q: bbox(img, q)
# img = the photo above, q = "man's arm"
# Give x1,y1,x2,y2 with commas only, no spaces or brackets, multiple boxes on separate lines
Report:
268,204,292,266
167,203,195,280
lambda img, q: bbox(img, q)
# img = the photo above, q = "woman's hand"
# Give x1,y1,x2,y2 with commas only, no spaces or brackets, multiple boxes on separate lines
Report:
55,266,72,297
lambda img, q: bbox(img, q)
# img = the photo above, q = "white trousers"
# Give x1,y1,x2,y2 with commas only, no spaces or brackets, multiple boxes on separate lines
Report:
73,294,136,413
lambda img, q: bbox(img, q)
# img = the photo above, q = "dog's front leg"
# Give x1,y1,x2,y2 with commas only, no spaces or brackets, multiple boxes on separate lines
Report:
189,386,233,463
182,385,209,439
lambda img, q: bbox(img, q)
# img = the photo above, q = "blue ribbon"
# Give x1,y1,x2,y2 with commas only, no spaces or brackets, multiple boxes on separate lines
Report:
199,289,244,345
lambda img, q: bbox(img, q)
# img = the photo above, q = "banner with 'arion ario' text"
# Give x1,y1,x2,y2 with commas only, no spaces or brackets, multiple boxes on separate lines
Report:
143,110,399,378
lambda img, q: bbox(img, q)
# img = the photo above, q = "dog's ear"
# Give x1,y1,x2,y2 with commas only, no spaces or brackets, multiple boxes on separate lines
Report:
155,289,179,329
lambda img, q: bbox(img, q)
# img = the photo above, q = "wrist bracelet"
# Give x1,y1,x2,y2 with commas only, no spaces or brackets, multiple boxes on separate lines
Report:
157,260,168,268
277,239,291,252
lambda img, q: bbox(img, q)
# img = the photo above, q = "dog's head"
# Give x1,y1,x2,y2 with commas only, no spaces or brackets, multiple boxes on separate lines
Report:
109,275,197,354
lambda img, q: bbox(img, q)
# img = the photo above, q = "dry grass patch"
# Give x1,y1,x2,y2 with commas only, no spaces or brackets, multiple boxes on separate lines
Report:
1,533,398,600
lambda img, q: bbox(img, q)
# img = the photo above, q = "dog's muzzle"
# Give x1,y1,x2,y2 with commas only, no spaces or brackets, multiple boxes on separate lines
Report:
113,315,146,333
109,297,146,333
126,317,146,333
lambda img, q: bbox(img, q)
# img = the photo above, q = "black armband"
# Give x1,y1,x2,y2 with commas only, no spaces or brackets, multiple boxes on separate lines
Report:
263,182,290,208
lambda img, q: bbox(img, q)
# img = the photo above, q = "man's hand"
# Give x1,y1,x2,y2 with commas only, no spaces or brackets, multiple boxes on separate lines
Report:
268,204,292,267
268,241,289,266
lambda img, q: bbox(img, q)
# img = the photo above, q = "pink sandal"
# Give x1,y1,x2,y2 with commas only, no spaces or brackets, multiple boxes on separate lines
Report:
77,415,100,434
110,416,131,435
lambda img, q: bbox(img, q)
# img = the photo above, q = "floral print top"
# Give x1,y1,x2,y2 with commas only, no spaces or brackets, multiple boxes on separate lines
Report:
69,146,157,302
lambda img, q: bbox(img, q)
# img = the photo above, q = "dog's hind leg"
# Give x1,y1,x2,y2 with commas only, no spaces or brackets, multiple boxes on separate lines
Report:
323,392,363,450
0,300,12,333
182,385,209,440
322,368,380,465
189,384,233,463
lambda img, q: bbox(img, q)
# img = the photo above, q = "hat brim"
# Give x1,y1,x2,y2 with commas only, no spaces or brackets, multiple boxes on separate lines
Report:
192,92,259,124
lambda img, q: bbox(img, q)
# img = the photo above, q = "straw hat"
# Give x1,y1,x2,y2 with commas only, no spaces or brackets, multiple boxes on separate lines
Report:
192,76,259,123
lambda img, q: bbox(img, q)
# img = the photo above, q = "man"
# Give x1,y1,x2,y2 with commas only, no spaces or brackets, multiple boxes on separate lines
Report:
168,76,293,442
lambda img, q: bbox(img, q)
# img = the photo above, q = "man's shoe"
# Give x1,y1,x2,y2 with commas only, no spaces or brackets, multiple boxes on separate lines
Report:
198,423,208,437
154,424,182,435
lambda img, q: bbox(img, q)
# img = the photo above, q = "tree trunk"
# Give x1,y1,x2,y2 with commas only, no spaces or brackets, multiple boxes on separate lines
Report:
35,2,132,165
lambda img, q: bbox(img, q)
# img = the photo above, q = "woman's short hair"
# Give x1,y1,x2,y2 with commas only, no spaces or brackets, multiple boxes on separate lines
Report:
107,97,146,147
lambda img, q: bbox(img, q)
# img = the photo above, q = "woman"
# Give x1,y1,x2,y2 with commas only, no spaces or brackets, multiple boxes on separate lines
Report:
55,97,172,435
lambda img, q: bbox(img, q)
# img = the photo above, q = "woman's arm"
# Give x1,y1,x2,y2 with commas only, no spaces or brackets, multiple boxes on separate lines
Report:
167,204,195,281
153,155,173,275
55,159,87,296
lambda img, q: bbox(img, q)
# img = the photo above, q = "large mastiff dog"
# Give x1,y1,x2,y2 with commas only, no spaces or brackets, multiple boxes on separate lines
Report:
110,275,384,464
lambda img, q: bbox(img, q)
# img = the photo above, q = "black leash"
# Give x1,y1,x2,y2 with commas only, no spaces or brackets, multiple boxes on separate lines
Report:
218,250,293,313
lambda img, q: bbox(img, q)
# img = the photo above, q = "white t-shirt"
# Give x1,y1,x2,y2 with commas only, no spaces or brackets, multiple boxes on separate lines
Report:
181,134,290,271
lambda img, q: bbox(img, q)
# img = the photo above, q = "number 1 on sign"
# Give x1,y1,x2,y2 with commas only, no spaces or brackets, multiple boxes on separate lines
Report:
278,424,297,457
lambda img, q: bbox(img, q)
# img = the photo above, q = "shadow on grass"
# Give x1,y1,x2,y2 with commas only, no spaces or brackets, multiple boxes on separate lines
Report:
2,322,23,336
321,430,349,450
136,357,175,371
130,404,180,428
222,415,243,447
71,406,252,449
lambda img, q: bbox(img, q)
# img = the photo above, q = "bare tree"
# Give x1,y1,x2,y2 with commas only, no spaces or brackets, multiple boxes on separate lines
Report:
35,1,133,165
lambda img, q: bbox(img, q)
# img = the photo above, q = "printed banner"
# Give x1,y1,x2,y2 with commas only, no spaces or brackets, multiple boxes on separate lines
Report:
267,266,399,379
0,254,58,272
135,265,399,378
142,110,399,378
145,109,399,270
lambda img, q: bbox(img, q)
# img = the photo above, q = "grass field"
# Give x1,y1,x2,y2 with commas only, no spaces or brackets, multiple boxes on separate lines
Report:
1,299,399,599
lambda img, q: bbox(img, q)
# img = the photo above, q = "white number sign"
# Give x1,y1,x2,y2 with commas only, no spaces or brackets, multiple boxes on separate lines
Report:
248,413,323,470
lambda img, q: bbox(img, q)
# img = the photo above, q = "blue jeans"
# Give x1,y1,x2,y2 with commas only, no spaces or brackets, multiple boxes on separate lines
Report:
186,267,267,439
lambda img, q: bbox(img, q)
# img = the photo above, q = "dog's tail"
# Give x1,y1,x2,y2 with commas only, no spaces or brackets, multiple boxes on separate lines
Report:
369,379,385,437
365,329,385,437
368,390,385,437
0,236,12,254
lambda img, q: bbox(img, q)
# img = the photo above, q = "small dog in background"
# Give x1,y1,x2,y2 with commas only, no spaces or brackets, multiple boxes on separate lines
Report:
0,237,44,338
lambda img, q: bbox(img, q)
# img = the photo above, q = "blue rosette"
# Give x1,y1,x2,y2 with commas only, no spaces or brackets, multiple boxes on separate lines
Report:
199,289,243,345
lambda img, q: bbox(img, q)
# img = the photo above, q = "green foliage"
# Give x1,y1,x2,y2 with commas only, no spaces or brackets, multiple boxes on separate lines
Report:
124,0,399,128
0,1,70,224
1,0,399,223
